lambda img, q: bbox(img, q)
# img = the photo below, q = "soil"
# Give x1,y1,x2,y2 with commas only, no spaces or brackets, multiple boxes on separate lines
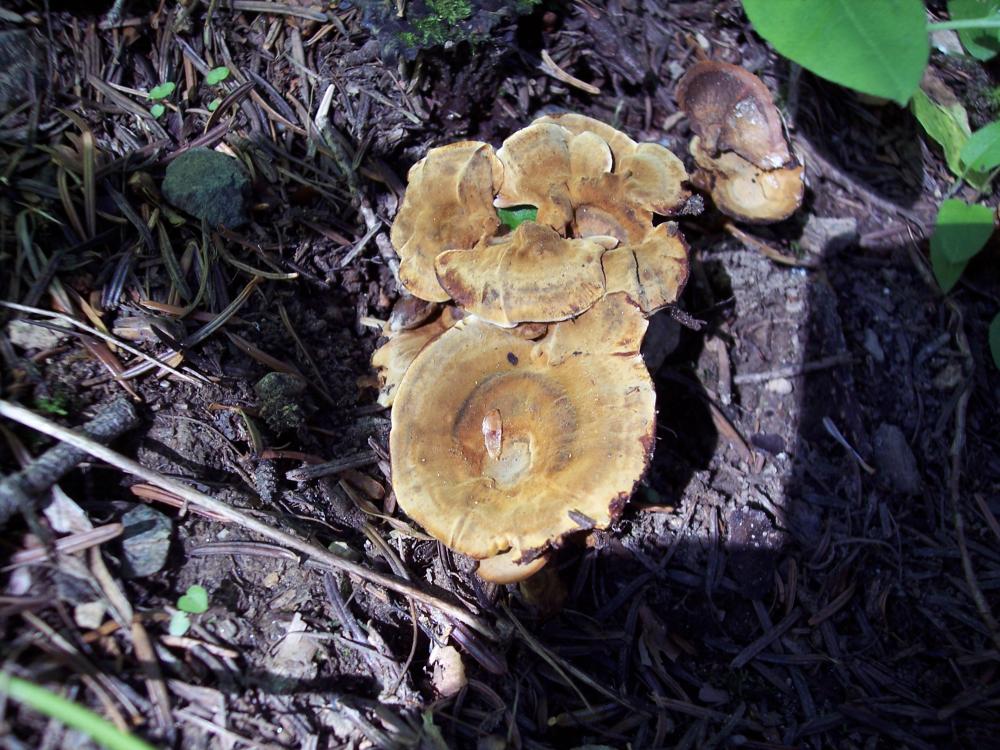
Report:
1,1,999,749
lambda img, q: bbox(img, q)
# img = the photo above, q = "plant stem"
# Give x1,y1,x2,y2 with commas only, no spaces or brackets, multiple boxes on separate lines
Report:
0,674,157,750
927,18,1000,32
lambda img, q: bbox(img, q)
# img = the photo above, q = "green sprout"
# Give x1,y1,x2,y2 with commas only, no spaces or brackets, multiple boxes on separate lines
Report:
168,584,209,636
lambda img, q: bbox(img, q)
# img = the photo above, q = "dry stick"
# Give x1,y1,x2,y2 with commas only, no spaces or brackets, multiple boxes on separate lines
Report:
732,353,853,385
0,400,496,640
0,399,139,524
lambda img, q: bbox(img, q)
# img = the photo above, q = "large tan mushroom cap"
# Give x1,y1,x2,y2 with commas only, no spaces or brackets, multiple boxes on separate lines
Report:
434,222,615,328
676,60,791,170
690,137,804,224
602,223,690,314
389,293,655,571
371,307,463,407
390,141,502,302
539,113,690,216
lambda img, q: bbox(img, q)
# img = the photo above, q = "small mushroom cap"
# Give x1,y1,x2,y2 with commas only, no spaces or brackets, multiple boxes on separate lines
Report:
390,141,502,302
676,61,791,170
540,113,690,216
690,137,804,224
477,549,549,584
389,293,655,561
495,121,575,232
602,223,690,314
371,307,463,407
434,222,615,328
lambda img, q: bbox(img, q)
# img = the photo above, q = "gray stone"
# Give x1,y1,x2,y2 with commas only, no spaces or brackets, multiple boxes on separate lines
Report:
6,318,65,351
800,216,859,256
162,148,251,229
873,423,922,495
121,505,172,578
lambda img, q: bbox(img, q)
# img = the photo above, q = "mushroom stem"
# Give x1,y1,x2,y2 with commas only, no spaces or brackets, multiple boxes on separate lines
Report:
483,409,503,460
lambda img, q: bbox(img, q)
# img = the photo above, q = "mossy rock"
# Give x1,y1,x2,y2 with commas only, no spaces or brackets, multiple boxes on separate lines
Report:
162,148,251,229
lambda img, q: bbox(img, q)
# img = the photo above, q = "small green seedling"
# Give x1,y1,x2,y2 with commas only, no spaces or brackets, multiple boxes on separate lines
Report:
147,81,175,119
929,199,995,293
205,66,230,86
498,205,538,232
169,584,209,636
207,98,222,112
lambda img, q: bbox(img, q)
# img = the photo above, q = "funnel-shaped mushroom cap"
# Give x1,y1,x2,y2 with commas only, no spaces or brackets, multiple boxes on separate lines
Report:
434,222,615,328
690,137,804,224
539,113,690,216
602,223,690,314
389,294,655,566
676,61,791,170
371,307,463,407
390,141,502,302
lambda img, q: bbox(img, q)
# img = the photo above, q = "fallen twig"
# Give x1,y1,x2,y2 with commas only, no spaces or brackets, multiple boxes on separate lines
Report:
0,400,496,639
0,399,139,525
732,353,853,384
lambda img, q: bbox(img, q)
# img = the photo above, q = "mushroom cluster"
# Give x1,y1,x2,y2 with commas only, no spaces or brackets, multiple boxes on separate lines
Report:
374,114,693,583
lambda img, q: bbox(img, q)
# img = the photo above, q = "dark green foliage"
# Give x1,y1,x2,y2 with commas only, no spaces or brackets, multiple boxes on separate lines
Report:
360,0,540,60
254,372,308,434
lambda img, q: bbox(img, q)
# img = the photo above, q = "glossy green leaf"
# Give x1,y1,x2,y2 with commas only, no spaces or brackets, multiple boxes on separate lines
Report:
177,584,209,613
930,199,995,291
989,312,1000,368
205,66,231,85
960,119,1000,172
949,0,1000,60
149,103,165,118
498,205,538,231
741,0,928,105
147,81,176,100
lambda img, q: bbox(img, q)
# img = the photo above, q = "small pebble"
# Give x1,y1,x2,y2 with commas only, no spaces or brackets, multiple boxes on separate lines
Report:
766,377,793,394
121,505,172,578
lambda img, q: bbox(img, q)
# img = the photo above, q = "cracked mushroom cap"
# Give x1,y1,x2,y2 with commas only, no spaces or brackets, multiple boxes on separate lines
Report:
676,60,791,170
690,136,804,224
602,222,690,314
389,293,656,581
434,222,617,328
390,141,503,302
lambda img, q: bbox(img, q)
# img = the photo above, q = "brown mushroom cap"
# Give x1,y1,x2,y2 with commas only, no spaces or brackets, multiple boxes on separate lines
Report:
676,60,791,170
690,137,804,224
477,549,549,584
494,121,575,232
434,222,616,328
539,113,690,216
371,307,463,407
389,293,655,566
390,141,502,302
602,223,690,314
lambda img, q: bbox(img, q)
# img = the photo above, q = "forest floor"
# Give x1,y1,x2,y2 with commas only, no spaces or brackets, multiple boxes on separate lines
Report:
1,1,999,749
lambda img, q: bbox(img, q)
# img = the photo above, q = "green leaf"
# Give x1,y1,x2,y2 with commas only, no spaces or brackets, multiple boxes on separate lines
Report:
960,119,1000,172
930,199,995,291
911,89,993,190
207,97,222,112
205,66,230,86
741,0,928,105
989,312,1000,368
498,205,538,231
168,611,191,637
911,89,971,177
948,0,1000,60
177,584,209,613
147,81,176,100
149,103,165,118
0,674,158,750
